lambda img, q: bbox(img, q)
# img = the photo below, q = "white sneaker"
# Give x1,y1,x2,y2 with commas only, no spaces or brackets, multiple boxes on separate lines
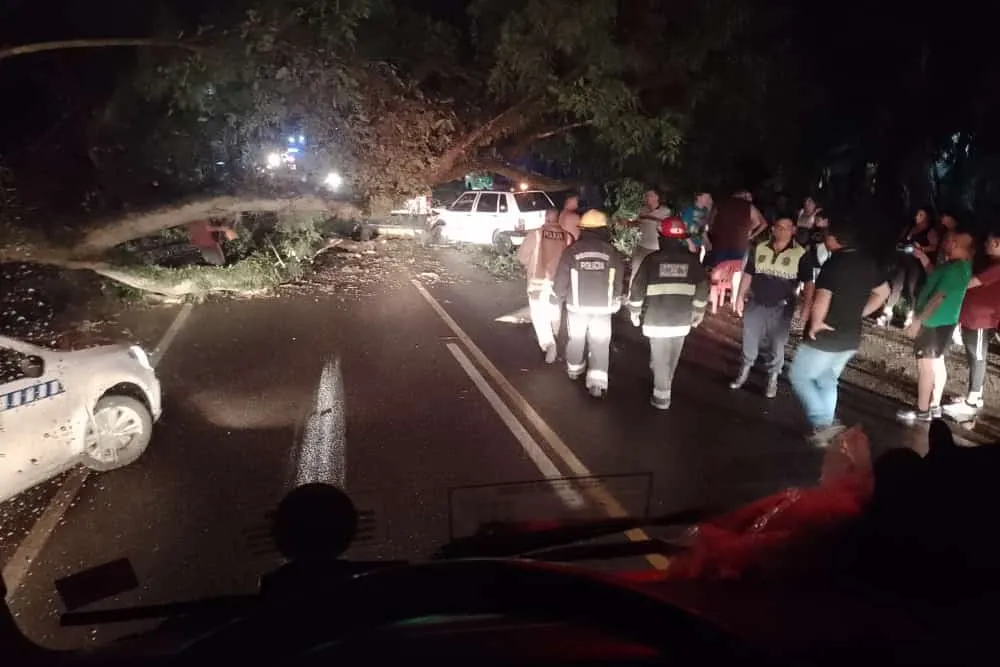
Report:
543,344,558,364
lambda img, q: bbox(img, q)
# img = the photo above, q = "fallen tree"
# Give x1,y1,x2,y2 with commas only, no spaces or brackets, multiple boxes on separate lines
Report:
0,194,366,297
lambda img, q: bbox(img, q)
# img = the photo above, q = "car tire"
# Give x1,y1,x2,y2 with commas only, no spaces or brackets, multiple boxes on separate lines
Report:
493,230,514,255
81,395,154,472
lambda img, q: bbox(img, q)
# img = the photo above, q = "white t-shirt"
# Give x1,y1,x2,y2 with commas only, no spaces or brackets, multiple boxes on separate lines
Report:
636,205,672,251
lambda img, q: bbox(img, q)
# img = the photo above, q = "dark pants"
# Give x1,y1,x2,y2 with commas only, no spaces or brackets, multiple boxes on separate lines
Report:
742,301,793,373
883,253,925,317
961,327,994,394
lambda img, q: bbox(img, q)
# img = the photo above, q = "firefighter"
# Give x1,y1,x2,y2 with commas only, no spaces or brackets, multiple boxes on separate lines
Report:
551,209,627,398
517,208,573,363
628,217,710,410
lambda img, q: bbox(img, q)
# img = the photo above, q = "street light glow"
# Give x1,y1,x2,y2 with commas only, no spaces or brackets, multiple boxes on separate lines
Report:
519,181,529,191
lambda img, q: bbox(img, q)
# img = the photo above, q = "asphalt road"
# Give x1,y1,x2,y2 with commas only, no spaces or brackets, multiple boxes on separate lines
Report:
2,243,937,649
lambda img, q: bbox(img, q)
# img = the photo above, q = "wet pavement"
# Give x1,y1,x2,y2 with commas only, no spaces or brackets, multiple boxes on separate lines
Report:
1,243,943,649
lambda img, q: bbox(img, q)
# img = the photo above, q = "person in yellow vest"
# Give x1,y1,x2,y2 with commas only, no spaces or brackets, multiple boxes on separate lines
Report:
729,217,815,398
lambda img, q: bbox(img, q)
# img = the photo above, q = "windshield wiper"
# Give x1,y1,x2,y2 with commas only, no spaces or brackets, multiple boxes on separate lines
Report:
433,507,714,560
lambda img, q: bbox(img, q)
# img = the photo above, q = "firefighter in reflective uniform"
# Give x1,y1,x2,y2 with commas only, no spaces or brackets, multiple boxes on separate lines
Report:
628,217,710,410
551,209,627,398
517,208,574,363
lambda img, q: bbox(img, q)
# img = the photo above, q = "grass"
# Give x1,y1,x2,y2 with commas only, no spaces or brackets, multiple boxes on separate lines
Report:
453,243,524,280
477,248,524,280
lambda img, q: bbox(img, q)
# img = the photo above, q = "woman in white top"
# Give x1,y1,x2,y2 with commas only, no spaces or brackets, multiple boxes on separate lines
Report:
795,196,821,246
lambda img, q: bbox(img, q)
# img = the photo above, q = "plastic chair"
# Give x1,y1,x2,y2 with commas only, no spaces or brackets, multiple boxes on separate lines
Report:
709,259,743,314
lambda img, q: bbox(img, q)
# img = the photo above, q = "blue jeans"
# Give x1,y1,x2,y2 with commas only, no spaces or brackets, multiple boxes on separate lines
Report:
788,344,856,429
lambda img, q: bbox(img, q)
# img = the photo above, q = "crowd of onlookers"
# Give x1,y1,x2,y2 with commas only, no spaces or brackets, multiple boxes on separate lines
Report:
515,187,1000,446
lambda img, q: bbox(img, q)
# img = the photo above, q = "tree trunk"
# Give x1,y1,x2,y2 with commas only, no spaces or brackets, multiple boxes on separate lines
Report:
0,38,197,62
72,195,360,259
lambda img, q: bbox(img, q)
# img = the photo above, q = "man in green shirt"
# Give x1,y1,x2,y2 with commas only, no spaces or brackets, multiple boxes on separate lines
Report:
897,230,975,422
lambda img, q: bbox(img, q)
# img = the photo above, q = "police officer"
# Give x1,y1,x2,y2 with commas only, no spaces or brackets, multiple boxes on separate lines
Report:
730,217,814,398
628,217,710,410
551,209,627,398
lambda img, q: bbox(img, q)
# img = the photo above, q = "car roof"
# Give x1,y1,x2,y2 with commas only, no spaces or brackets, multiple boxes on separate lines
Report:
460,190,549,195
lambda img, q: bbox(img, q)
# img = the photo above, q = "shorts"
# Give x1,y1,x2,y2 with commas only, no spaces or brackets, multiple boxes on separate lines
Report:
914,324,955,359
704,248,747,268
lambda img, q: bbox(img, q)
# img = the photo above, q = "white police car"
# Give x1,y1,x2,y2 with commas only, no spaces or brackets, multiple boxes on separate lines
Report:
0,335,162,502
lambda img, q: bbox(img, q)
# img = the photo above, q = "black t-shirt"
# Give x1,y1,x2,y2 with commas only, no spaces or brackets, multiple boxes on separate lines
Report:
808,248,887,352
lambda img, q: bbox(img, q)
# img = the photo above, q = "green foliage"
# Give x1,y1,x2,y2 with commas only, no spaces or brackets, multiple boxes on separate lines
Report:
87,0,782,206
473,246,524,281
605,178,645,221
609,224,641,258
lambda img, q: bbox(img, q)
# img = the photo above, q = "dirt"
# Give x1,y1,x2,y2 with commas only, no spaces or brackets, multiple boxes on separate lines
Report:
277,238,470,298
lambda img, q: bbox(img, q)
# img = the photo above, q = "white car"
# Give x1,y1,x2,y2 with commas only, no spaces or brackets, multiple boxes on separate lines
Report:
429,190,556,252
0,336,162,502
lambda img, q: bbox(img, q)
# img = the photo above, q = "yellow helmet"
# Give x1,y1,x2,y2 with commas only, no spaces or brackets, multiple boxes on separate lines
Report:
579,209,608,229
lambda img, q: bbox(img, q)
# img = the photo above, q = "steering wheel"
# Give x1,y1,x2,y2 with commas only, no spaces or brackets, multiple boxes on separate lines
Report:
173,559,780,665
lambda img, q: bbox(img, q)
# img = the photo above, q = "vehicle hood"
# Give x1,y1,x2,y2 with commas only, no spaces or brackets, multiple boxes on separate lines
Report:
48,344,136,365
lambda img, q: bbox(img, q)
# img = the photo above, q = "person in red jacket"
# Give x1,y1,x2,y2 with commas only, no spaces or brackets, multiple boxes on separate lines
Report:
517,209,574,363
943,230,1000,420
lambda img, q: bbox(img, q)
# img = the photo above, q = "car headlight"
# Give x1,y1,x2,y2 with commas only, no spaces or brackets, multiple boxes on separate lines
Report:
265,152,282,169
129,345,153,370
323,171,343,190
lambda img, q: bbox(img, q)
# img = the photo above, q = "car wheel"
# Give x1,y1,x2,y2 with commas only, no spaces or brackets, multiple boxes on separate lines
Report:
493,230,514,254
81,395,154,472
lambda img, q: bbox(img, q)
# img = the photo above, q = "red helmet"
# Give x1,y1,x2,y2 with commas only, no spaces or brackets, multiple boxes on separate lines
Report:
659,216,687,239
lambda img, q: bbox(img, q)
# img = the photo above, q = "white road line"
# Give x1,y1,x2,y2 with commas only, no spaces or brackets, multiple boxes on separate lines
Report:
3,302,195,600
151,302,194,367
446,343,584,509
412,279,670,570
2,468,89,598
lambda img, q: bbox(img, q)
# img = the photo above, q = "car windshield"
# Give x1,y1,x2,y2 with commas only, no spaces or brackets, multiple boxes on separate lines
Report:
1,5,984,657
513,192,553,212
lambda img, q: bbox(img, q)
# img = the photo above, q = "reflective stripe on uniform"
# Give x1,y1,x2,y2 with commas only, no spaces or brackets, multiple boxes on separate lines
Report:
570,268,580,309
567,362,586,373
652,387,671,399
692,299,708,308
642,324,691,338
575,251,611,261
586,369,609,388
646,283,696,296
607,268,616,306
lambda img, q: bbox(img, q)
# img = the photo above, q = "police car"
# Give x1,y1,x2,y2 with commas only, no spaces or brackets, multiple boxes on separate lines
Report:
0,335,162,502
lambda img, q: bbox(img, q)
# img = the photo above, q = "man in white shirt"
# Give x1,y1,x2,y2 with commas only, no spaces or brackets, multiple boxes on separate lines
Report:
629,189,672,284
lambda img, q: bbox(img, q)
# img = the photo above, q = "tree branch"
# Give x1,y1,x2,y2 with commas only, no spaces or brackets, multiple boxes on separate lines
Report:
0,38,198,63
429,99,538,181
500,121,595,161
72,195,360,259
439,158,574,191
529,121,594,141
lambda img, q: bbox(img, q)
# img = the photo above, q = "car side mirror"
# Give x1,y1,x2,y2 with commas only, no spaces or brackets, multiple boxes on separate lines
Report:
21,355,44,379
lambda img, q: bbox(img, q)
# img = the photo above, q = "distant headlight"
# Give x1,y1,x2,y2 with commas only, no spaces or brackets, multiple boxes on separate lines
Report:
323,171,343,190
129,345,153,370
